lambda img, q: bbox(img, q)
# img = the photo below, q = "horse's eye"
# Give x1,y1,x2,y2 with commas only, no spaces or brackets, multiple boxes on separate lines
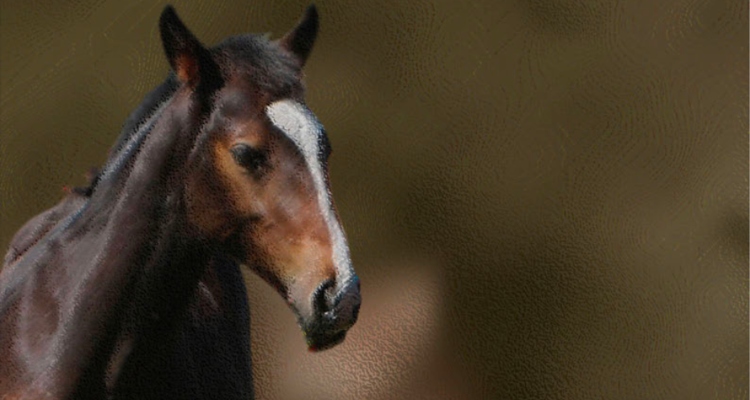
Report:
230,144,265,172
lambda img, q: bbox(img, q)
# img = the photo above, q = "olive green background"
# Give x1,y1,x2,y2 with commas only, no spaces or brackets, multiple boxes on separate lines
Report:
1,1,747,399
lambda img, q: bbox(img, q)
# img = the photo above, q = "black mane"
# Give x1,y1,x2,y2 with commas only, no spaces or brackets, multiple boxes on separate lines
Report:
74,74,179,197
213,34,301,96
112,74,180,157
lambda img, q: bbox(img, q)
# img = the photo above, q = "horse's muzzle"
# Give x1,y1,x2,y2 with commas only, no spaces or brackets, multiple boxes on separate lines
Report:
303,276,361,351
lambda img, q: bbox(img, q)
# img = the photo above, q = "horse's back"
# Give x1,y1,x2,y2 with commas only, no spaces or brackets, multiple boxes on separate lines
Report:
3,191,87,267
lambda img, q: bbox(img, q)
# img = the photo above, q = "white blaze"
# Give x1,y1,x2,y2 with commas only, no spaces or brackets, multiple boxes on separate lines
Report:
266,100,354,292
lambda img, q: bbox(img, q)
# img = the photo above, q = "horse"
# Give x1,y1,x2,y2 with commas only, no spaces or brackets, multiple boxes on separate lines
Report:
0,5,361,399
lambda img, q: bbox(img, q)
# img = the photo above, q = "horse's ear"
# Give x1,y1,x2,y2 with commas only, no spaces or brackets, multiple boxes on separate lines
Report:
159,5,206,86
279,4,319,67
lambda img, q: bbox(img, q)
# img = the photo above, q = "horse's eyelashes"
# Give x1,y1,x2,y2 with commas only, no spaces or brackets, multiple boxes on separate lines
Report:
230,144,265,172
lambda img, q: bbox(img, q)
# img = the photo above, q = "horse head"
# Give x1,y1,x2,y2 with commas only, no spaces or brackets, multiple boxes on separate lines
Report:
159,5,361,352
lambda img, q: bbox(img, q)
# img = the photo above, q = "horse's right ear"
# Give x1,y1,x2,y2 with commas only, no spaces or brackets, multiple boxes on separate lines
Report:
279,5,319,67
159,5,206,86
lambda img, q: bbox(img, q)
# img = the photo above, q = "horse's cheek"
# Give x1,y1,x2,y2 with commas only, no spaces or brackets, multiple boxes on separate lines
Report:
184,169,229,237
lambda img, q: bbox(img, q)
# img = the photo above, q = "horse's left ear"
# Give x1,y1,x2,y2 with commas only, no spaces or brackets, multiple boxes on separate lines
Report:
159,5,208,86
279,4,319,67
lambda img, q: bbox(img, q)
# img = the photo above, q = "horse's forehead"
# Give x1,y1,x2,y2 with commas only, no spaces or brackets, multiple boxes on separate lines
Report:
265,100,323,157
216,81,303,120
217,87,262,117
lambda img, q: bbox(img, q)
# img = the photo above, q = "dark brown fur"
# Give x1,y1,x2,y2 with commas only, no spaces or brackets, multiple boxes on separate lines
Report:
0,5,359,399
3,172,254,399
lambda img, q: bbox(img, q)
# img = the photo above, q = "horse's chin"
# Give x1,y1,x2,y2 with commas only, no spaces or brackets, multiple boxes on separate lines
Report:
305,329,348,352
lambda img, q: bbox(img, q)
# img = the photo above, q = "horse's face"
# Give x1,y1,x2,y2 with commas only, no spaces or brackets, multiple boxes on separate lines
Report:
209,88,361,351
162,6,360,351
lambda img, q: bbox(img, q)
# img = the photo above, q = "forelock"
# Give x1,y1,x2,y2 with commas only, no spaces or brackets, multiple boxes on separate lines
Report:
211,34,301,95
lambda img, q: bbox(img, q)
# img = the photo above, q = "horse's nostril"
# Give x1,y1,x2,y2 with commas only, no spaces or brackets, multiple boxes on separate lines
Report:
312,278,336,315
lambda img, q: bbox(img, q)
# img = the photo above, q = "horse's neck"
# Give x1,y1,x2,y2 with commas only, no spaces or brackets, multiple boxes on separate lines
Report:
13,94,211,397
82,99,215,389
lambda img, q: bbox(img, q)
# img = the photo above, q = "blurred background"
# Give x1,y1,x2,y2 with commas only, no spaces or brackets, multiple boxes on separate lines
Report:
1,1,747,399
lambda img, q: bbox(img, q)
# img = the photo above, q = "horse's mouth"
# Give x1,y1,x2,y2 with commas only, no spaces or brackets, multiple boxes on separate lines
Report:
301,311,350,352
305,328,348,352
295,281,360,352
